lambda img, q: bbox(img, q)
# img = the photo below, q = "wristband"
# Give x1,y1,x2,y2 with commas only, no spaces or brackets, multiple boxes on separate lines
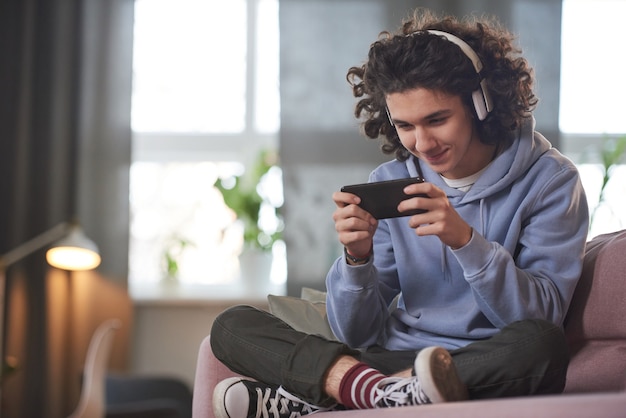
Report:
344,247,371,264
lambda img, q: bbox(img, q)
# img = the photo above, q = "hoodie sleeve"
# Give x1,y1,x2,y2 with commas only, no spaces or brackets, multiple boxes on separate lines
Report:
325,219,401,348
452,161,589,328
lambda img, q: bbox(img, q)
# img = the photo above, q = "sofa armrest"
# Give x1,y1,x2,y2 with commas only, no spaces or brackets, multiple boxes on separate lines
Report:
192,336,242,418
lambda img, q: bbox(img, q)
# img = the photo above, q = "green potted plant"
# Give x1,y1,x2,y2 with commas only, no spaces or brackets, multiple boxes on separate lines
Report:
214,150,283,287
214,149,283,252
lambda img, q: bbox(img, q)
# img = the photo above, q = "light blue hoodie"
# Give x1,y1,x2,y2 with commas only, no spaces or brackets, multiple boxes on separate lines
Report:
325,118,589,350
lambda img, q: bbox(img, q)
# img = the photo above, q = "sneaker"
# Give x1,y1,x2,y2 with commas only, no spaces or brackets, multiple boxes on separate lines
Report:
213,377,331,418
372,346,468,407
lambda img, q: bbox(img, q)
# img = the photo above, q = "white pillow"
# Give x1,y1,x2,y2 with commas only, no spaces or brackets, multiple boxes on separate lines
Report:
267,289,338,341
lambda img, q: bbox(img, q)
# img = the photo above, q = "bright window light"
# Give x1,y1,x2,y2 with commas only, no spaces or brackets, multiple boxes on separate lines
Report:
255,0,281,134
132,0,248,133
560,0,626,134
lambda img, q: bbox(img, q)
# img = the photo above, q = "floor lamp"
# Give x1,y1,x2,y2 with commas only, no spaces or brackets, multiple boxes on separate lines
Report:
0,221,101,396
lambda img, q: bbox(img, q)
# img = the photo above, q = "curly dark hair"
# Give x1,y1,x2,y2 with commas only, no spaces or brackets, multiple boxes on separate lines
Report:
347,9,538,161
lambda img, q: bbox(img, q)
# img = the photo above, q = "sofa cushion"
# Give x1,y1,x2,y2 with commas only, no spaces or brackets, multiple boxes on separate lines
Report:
564,229,626,341
565,339,626,393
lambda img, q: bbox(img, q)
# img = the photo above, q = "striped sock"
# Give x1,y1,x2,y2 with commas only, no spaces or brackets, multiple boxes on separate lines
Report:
338,362,387,409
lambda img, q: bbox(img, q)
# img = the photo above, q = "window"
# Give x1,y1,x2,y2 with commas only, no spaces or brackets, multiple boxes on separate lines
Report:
560,0,626,237
559,0,626,135
129,0,284,299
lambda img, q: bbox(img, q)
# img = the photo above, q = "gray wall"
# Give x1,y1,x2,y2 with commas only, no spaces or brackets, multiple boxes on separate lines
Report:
279,0,562,295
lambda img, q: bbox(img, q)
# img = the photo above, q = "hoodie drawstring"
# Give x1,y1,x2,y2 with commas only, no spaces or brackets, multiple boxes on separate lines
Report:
479,198,486,236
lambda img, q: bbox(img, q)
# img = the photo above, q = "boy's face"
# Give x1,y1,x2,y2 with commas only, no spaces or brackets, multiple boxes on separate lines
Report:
386,88,495,179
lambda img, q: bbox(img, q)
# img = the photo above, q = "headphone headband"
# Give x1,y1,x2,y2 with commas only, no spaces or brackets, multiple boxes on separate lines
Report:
425,30,484,74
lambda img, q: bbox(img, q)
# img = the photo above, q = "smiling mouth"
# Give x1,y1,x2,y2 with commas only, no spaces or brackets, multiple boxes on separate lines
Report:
423,149,448,164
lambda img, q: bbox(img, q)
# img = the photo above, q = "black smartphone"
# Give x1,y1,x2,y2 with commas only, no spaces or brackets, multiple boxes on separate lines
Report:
340,177,427,219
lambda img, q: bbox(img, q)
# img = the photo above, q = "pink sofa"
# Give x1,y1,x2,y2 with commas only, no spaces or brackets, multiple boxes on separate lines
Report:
192,230,626,417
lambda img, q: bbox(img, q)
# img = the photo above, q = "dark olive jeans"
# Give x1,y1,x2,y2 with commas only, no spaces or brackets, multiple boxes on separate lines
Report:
210,305,569,407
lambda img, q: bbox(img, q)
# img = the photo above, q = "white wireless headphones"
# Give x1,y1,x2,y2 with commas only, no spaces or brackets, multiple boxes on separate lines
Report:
385,30,493,125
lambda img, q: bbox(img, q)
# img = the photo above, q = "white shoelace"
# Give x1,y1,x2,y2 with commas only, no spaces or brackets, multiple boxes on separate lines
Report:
253,386,331,418
371,376,431,407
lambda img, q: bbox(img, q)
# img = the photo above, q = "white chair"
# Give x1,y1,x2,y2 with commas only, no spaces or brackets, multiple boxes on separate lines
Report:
68,318,121,418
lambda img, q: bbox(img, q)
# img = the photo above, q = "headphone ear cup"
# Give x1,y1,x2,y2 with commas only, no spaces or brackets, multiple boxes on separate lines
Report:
472,89,488,121
472,79,493,121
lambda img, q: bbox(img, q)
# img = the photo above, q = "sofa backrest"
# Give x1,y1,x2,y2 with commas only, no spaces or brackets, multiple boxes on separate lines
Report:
563,229,626,393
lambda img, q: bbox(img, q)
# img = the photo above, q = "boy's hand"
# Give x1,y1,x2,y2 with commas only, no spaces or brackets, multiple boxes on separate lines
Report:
332,191,378,258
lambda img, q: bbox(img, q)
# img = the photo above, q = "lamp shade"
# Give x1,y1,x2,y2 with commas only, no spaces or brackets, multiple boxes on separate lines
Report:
45,224,101,270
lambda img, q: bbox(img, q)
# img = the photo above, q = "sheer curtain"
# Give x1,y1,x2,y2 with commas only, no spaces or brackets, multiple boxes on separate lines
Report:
0,0,134,416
